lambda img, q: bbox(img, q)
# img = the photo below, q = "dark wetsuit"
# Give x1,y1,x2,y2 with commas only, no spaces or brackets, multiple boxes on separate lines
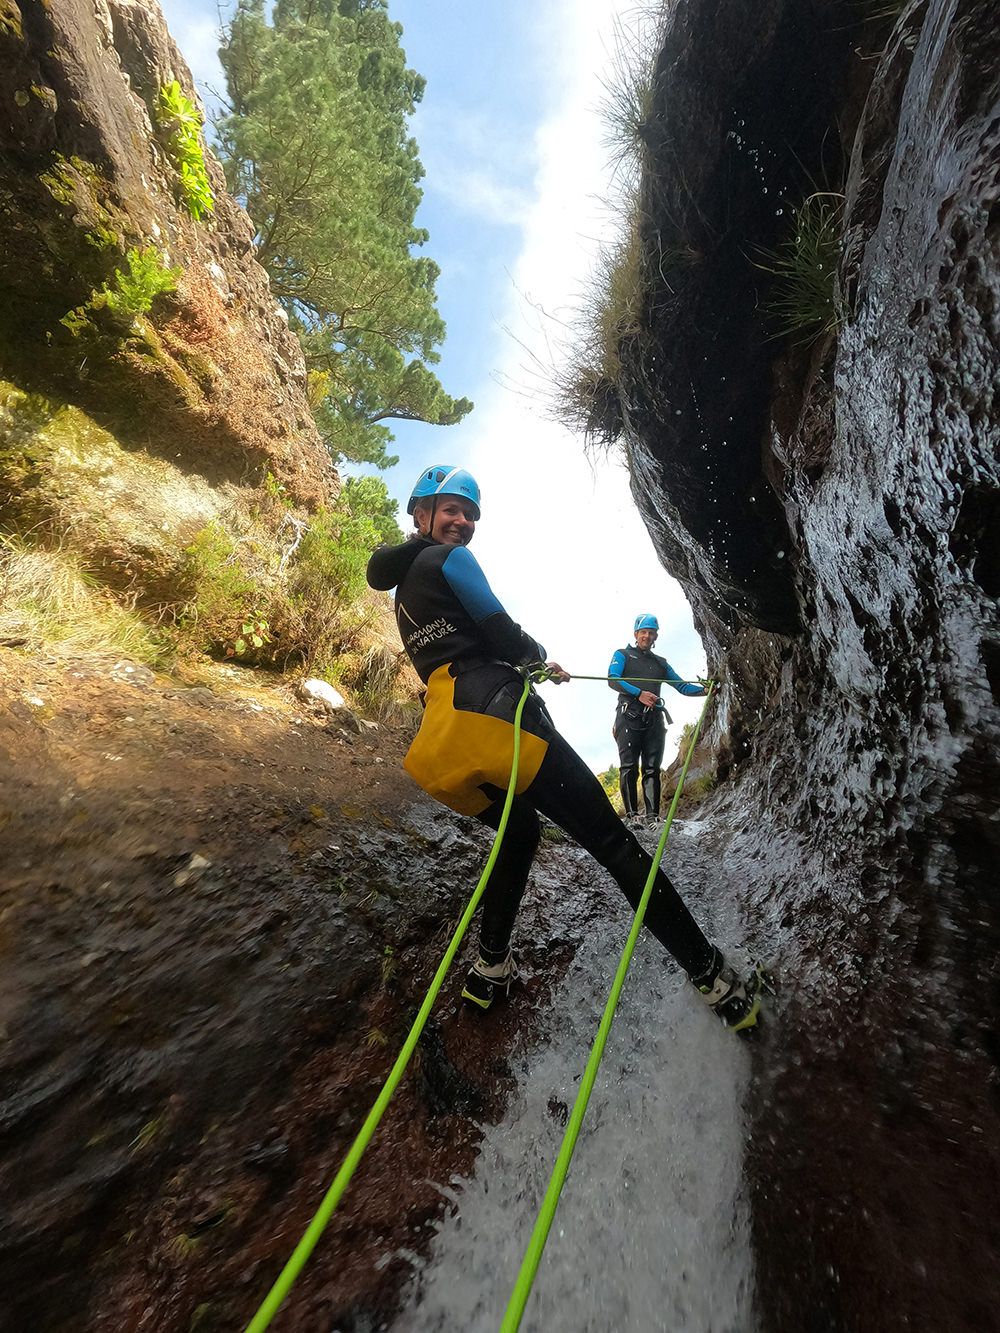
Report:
609,645,705,817
367,537,714,976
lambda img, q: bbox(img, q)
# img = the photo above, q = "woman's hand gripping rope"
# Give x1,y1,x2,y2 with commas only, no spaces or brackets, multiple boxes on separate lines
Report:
522,660,571,684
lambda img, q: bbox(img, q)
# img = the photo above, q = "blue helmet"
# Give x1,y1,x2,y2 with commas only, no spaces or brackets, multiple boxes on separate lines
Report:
634,614,659,633
407,464,481,519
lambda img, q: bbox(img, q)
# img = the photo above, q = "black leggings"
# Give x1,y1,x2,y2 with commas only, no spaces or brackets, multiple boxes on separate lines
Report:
475,728,714,977
615,712,667,816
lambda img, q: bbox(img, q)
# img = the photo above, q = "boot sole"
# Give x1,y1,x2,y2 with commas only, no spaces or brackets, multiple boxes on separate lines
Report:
730,965,775,1036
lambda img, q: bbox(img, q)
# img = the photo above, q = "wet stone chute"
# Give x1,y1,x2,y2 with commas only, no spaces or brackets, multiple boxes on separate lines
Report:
402,843,755,1333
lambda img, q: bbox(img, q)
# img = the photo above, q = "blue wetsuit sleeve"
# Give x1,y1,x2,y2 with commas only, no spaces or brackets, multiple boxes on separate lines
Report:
664,660,704,696
609,649,641,698
442,546,546,664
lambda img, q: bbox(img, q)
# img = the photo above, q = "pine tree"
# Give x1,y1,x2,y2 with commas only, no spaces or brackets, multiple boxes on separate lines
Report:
217,0,472,468
341,474,403,545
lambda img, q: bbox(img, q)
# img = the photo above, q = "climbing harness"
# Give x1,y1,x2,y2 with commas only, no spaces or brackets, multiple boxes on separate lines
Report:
498,680,715,1331
244,678,534,1333
243,670,716,1332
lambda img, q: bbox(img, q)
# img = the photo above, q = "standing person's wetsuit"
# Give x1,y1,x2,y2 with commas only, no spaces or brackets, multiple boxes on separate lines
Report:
610,615,707,821
366,464,759,1031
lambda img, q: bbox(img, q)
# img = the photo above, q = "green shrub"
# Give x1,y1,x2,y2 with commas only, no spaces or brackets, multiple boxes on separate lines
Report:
180,522,269,658
104,247,181,318
60,247,180,335
329,640,415,724
676,722,697,766
599,6,667,184
552,207,643,444
291,494,381,608
157,81,215,221
596,764,623,812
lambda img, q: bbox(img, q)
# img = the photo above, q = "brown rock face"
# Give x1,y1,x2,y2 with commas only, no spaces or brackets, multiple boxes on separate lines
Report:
623,0,1000,1327
0,0,333,507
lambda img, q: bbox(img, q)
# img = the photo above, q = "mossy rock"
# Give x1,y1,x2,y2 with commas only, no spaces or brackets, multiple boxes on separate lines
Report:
0,0,23,40
0,379,227,606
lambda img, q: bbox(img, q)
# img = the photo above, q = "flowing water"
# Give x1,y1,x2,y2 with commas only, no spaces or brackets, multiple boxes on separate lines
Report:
394,832,757,1332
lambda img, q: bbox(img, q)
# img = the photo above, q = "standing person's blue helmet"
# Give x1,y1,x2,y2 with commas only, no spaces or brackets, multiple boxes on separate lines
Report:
634,614,659,633
407,465,481,519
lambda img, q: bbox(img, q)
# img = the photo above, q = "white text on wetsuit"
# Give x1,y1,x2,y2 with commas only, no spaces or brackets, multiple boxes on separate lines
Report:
404,615,457,654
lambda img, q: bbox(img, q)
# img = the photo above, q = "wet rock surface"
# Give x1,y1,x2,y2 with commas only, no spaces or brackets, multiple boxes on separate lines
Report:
624,0,1000,1327
618,0,856,634
0,649,608,1331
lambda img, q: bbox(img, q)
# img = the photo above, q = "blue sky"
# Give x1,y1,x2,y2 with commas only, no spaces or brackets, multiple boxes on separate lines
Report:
159,0,708,768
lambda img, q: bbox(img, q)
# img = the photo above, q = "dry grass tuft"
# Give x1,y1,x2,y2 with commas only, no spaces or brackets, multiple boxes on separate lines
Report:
549,3,670,446
0,535,166,663
551,205,644,445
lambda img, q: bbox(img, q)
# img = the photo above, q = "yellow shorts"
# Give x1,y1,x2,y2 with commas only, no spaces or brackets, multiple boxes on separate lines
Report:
404,664,550,816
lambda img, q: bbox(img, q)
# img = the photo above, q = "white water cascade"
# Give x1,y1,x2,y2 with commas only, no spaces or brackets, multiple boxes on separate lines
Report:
394,826,757,1332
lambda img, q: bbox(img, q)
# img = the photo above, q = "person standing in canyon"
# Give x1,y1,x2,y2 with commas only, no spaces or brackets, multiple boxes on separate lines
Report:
609,615,709,826
366,464,760,1031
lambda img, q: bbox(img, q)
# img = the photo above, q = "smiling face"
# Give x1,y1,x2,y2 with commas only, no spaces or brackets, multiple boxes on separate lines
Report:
635,628,657,651
414,495,477,546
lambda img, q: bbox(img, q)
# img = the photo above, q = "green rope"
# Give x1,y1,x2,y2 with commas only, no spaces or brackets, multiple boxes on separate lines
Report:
571,673,707,686
245,677,534,1333
526,663,709,688
498,681,716,1333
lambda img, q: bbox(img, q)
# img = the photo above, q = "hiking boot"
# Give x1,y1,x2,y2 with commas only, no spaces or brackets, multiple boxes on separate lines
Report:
690,947,762,1034
462,950,519,1011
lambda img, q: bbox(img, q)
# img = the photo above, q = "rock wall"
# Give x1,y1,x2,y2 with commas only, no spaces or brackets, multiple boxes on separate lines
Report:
0,0,333,509
623,0,1000,1326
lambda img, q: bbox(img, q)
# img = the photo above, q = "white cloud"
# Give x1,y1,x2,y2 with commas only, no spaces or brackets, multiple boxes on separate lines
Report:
427,164,533,228
413,103,537,227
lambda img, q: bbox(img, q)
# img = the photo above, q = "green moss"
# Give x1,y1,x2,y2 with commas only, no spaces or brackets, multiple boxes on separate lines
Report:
169,1233,199,1259
0,0,23,39
84,226,118,250
167,342,218,393
39,153,109,209
34,155,134,317
30,83,57,112
59,305,94,336
123,320,200,402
